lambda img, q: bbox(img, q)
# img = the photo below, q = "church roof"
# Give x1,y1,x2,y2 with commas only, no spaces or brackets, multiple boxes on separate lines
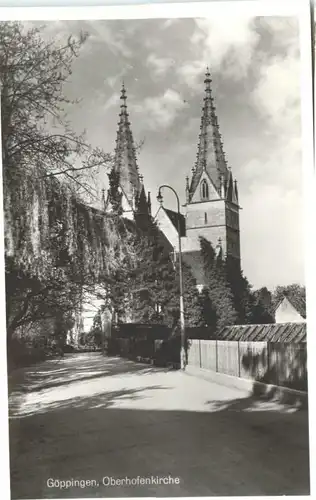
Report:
163,208,186,236
114,83,142,206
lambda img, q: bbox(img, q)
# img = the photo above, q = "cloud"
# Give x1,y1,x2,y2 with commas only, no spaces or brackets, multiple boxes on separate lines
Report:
177,16,259,86
258,17,299,49
131,89,187,129
248,27,301,190
86,21,133,58
238,21,303,288
177,60,206,88
146,53,175,76
103,92,120,112
106,70,126,90
241,184,304,289
251,50,300,132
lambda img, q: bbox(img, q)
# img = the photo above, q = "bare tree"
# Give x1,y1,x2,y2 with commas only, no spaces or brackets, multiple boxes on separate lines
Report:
0,21,111,200
1,22,137,349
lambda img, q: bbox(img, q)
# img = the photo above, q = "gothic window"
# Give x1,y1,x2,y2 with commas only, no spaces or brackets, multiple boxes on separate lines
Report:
204,212,208,224
201,180,209,201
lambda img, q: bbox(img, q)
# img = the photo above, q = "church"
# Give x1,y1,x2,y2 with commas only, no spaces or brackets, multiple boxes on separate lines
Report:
105,68,241,289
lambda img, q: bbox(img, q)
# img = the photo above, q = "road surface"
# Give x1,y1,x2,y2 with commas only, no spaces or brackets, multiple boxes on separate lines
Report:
8,353,310,498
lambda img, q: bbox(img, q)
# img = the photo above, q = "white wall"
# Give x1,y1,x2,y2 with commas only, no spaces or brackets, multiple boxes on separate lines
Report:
275,297,305,324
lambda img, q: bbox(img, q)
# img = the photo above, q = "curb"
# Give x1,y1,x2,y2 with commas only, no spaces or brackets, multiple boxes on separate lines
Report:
184,365,308,409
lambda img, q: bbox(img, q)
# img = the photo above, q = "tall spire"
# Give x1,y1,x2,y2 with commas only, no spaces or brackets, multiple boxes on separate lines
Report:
189,68,230,201
113,82,141,207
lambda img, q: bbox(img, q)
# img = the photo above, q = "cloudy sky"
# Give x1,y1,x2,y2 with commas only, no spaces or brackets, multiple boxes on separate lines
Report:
32,14,304,291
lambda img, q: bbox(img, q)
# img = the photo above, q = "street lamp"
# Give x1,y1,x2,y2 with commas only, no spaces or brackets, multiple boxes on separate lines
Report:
157,185,186,370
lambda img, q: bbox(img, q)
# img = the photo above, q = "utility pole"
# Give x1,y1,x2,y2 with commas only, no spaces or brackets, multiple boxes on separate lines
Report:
157,185,186,370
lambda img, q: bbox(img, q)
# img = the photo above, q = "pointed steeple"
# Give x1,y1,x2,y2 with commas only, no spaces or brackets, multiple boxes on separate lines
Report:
136,183,149,215
234,179,239,204
114,82,141,208
189,68,230,202
185,175,190,203
226,167,234,202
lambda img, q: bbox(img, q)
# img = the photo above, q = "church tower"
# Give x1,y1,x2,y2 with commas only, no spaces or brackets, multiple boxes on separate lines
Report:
183,68,241,267
106,83,151,220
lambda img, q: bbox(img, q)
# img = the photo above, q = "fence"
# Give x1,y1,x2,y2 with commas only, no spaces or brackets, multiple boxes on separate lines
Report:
108,323,178,364
187,339,307,392
106,323,307,392
107,335,181,365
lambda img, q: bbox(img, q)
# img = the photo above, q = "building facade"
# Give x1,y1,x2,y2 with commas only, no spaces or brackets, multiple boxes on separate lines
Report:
274,295,306,324
106,69,241,287
182,69,240,267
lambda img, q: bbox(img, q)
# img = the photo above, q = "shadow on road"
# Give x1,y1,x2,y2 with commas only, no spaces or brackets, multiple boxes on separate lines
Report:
9,406,310,499
8,353,173,396
8,354,310,499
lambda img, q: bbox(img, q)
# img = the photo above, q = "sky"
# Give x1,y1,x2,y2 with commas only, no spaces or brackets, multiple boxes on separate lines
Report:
30,14,305,291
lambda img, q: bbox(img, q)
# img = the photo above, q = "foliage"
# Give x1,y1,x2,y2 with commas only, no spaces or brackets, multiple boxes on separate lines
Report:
198,288,217,329
1,22,136,345
225,259,274,325
199,237,275,329
272,284,306,309
250,287,274,324
1,22,111,195
225,257,253,323
87,310,103,347
107,169,123,216
108,215,203,329
6,257,80,342
199,237,238,331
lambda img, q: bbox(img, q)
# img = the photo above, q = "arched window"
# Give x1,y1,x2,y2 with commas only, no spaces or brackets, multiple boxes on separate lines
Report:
204,212,208,224
201,180,209,200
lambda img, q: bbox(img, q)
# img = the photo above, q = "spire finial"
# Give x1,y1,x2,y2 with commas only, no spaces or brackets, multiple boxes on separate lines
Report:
204,66,212,90
120,81,127,104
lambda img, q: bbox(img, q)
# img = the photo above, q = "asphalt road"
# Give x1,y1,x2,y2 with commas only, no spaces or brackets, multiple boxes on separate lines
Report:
8,353,310,498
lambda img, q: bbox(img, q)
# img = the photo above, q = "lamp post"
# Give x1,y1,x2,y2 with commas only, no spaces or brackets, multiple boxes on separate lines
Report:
157,185,186,370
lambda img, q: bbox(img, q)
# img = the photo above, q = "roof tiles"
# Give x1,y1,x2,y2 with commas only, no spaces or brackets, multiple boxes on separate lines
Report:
217,323,306,343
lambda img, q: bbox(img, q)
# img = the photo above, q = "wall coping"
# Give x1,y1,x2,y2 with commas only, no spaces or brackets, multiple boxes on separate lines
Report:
185,365,308,409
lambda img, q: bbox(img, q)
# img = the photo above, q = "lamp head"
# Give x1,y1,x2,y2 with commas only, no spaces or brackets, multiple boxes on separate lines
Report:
157,188,163,206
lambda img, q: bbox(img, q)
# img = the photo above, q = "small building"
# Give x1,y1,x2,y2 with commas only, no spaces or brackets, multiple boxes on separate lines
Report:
274,293,306,324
